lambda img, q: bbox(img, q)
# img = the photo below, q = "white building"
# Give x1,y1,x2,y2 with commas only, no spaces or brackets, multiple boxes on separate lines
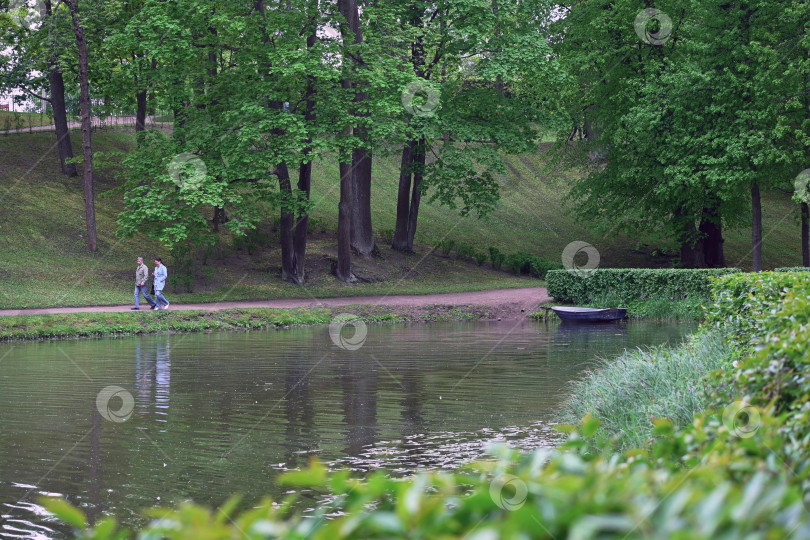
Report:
0,87,47,113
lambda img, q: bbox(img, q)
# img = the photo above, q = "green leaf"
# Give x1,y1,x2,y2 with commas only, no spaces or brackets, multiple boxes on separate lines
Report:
581,413,600,438
40,497,87,529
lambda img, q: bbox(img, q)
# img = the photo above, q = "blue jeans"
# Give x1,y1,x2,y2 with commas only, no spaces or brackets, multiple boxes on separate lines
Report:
134,285,156,308
154,289,169,309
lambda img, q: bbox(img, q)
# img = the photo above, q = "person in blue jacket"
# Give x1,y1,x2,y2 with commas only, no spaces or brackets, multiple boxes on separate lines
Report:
151,258,170,310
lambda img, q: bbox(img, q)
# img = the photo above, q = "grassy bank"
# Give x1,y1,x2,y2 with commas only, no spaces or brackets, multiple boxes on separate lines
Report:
1,130,805,310
529,296,706,321
589,294,705,319
0,130,537,309
0,303,496,342
557,330,739,451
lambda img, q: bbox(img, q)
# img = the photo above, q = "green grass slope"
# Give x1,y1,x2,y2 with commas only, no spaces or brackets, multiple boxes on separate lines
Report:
307,144,804,269
0,110,55,130
0,129,803,309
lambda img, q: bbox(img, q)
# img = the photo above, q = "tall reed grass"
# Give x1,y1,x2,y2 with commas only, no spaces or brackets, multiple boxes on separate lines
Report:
558,331,737,451
588,291,705,319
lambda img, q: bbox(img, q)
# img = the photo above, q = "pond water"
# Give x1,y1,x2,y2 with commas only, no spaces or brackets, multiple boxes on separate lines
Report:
0,319,695,538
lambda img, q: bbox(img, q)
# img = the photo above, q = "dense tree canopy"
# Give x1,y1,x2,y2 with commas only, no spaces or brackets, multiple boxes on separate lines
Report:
556,0,809,268
2,0,808,274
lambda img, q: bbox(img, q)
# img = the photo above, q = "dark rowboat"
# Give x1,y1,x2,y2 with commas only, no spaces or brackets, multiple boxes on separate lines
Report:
551,306,627,322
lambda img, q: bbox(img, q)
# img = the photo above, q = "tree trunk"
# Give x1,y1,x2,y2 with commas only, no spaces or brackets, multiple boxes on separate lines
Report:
337,0,374,257
135,89,147,132
48,68,77,177
279,17,317,285
392,7,428,253
680,240,705,268
350,141,375,256
392,140,416,251
212,206,227,232
674,207,704,268
801,49,810,268
172,99,187,145
67,0,97,252
699,206,724,268
291,158,312,284
335,0,361,282
406,140,425,248
278,161,297,281
336,150,354,282
751,181,763,271
44,0,77,177
391,139,426,252
802,202,809,267
290,52,316,284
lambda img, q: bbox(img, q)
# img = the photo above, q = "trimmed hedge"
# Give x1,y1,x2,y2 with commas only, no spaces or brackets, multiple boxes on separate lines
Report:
746,280,810,418
546,268,740,304
774,267,810,272
704,271,810,485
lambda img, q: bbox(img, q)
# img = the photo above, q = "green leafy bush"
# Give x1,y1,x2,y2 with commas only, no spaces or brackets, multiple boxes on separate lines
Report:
488,246,505,270
743,286,810,411
43,421,810,539
436,239,455,255
505,251,561,278
528,257,562,279
547,268,740,304
454,242,476,260
774,267,810,272
703,271,810,346
707,273,810,452
474,251,488,266
699,272,810,489
505,252,528,274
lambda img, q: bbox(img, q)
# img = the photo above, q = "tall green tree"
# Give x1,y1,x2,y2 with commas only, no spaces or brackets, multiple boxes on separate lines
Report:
115,0,343,286
390,0,563,253
557,0,808,269
1,0,78,176
63,0,98,251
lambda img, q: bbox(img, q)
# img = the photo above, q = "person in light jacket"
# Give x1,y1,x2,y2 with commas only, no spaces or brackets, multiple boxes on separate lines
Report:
152,258,170,310
132,257,157,310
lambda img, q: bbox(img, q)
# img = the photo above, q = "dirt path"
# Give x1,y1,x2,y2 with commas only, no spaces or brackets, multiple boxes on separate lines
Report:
0,287,550,319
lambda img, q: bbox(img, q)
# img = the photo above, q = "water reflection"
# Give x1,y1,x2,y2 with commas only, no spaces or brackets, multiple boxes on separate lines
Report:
341,354,379,456
0,320,694,539
283,349,317,469
134,342,172,422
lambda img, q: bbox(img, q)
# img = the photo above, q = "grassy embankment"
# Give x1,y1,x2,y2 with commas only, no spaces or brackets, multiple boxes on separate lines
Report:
0,303,494,342
588,293,705,319
1,128,805,314
531,296,706,320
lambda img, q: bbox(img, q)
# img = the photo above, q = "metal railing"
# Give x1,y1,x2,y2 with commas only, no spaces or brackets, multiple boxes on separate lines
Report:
0,109,174,134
